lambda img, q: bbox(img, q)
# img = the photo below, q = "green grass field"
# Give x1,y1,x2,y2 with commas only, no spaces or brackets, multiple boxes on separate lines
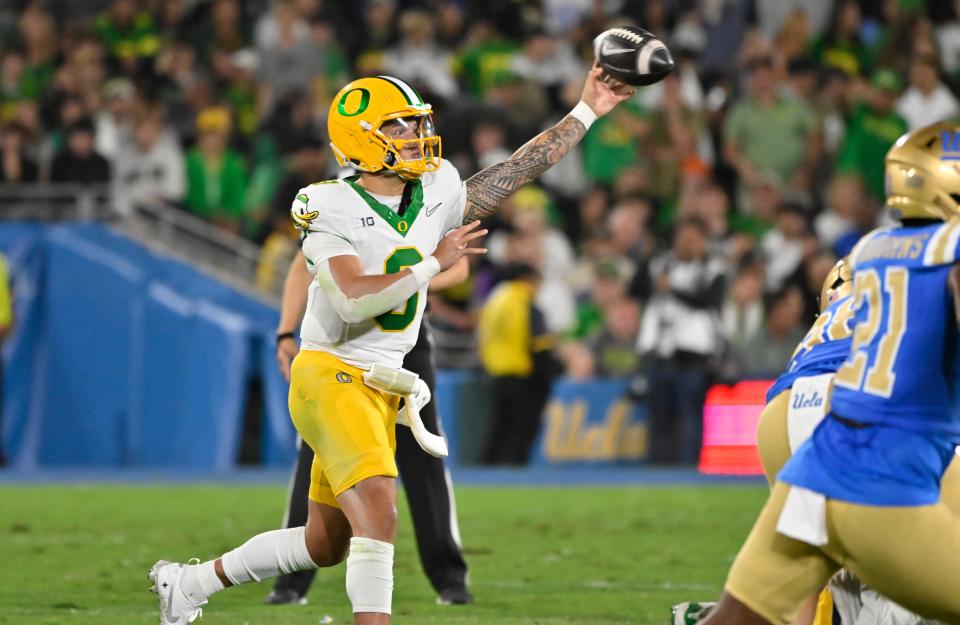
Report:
0,482,767,625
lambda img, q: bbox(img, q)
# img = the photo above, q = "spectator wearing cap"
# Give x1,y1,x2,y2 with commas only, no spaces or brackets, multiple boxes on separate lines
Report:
224,49,261,140
836,69,908,201
724,56,819,208
184,106,246,230
588,296,641,378
95,78,136,163
896,53,960,129
113,107,185,215
49,118,110,185
569,260,627,341
638,217,726,465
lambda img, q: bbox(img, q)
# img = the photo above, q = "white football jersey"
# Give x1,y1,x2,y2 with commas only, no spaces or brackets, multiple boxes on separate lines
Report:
293,159,467,369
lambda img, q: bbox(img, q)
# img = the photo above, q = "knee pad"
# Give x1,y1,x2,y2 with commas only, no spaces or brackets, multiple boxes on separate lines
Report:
345,537,394,614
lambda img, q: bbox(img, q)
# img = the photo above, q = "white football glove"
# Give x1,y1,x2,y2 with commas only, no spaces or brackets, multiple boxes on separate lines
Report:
397,378,431,427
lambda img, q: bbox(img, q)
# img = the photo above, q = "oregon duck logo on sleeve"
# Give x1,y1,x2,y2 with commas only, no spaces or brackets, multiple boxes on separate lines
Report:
291,193,319,230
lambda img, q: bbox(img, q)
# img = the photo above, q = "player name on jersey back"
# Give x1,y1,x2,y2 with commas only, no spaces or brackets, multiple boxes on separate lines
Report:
830,221,960,435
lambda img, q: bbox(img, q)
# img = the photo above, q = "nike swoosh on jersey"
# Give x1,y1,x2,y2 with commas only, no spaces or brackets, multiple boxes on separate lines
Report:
426,202,442,216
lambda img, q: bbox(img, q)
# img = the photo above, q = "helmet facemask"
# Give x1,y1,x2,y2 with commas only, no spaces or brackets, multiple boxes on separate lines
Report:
819,257,853,312
369,112,441,179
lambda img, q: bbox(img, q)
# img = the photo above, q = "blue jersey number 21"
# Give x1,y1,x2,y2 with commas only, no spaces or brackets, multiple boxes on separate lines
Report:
834,267,908,398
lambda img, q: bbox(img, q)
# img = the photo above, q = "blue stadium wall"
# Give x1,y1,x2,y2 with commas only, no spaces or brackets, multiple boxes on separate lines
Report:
0,222,647,471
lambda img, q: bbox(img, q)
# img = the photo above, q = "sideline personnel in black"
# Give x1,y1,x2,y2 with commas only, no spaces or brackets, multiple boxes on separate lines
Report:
267,251,472,606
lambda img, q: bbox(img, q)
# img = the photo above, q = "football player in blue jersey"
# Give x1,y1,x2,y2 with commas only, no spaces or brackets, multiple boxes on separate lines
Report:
755,259,854,487
698,122,960,625
672,262,854,625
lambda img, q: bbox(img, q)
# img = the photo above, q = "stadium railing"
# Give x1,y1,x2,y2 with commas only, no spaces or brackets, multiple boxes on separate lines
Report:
0,183,285,305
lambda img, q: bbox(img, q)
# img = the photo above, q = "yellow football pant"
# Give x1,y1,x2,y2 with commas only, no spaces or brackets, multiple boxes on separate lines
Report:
288,350,400,508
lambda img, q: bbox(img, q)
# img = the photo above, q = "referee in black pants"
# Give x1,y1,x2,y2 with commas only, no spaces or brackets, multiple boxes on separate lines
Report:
268,252,472,606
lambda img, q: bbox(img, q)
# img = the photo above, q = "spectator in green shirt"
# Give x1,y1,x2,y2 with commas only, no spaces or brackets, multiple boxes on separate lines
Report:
453,21,519,98
836,69,909,201
185,106,247,232
94,0,161,71
0,50,29,122
582,97,648,186
18,4,57,101
810,0,871,77
724,56,819,210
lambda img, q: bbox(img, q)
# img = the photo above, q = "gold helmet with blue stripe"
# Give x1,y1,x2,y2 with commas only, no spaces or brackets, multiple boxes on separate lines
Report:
327,75,440,180
819,257,853,312
886,122,960,221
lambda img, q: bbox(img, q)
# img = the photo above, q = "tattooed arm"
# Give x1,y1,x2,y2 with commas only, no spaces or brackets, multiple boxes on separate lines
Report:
463,65,637,224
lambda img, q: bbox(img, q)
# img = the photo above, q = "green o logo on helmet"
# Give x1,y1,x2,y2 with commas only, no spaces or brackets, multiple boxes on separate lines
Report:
338,88,370,117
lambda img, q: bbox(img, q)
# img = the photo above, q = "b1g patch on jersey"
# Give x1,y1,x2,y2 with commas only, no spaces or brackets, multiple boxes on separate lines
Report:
351,216,376,229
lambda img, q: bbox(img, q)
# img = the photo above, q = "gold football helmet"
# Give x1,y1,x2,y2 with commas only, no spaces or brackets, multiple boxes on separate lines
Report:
327,75,440,180
885,121,960,220
819,257,853,312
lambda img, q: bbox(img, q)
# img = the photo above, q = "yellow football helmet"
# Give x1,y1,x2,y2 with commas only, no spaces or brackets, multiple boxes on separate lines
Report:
819,257,853,312
327,75,441,180
885,121,960,221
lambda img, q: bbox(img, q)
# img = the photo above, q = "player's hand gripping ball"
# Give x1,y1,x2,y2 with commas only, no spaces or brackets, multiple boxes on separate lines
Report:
593,26,674,87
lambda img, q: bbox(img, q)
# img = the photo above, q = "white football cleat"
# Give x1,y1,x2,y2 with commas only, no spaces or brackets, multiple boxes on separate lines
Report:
148,560,206,625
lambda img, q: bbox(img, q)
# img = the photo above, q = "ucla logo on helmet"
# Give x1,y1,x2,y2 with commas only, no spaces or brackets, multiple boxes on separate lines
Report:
940,131,960,161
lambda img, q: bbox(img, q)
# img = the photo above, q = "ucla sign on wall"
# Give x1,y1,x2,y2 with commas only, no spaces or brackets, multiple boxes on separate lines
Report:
531,379,648,465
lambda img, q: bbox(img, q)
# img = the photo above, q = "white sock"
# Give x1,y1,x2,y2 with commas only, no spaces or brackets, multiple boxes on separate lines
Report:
345,537,394,614
219,526,317,585
179,560,224,602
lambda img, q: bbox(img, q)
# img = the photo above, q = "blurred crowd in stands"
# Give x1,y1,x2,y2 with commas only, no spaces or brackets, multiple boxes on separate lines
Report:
3,0,960,462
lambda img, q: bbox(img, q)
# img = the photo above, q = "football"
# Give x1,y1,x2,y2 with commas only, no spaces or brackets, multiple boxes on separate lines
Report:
593,26,674,87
